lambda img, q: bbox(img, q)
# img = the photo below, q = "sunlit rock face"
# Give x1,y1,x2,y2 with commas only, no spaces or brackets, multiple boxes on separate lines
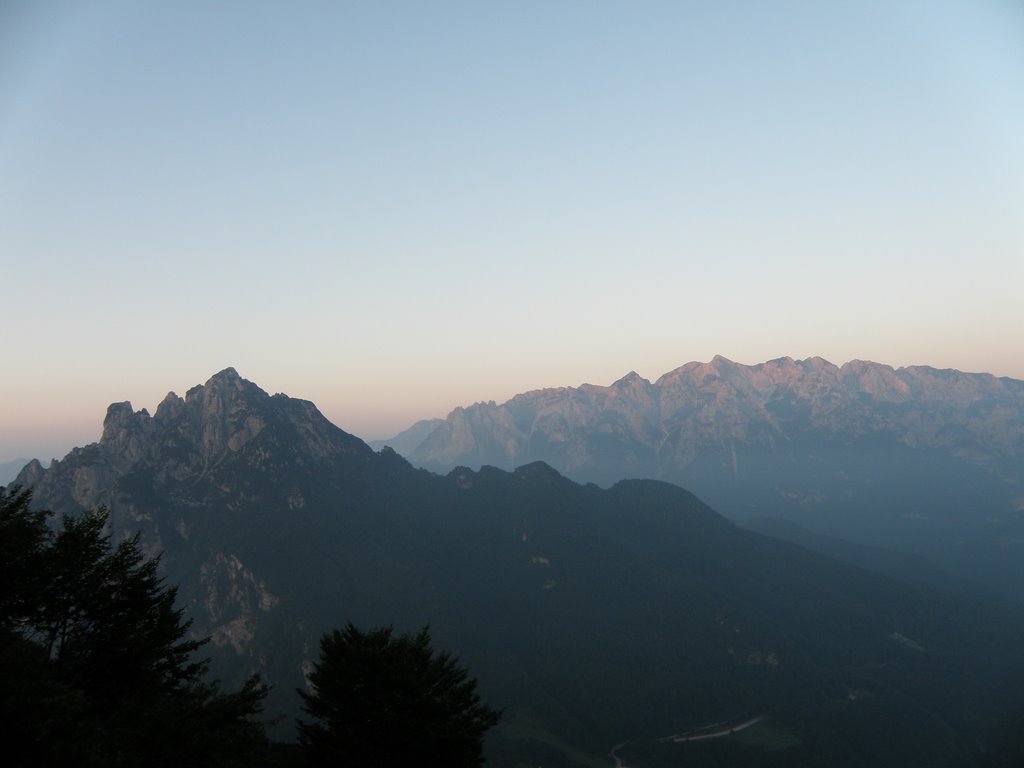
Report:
400,356,1024,480
18,367,367,514
388,357,1024,579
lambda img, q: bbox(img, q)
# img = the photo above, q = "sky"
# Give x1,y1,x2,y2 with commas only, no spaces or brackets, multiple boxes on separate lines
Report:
1,0,1023,462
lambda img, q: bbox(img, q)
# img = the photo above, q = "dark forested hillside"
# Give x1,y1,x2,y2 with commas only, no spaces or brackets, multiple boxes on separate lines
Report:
12,368,1024,767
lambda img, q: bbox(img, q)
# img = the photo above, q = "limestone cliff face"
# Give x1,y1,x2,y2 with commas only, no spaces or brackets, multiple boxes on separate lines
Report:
12,367,375,677
400,356,1024,475
199,552,279,657
19,367,368,513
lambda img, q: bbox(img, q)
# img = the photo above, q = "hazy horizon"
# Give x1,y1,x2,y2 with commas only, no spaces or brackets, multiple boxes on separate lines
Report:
2,1,1022,463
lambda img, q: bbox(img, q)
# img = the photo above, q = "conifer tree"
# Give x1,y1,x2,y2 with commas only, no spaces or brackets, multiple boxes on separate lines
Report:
298,622,501,768
0,486,270,768
0,485,49,632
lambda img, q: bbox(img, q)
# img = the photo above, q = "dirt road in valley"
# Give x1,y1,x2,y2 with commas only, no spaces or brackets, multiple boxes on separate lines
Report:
609,715,765,767
668,714,764,742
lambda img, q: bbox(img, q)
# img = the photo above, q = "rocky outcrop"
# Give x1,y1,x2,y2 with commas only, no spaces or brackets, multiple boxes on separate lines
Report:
16,367,370,509
11,367,376,672
199,552,279,656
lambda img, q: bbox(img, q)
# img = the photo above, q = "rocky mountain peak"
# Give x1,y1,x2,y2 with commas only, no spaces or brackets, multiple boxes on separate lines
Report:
611,371,652,394
15,369,373,519
801,356,835,371
155,391,186,421
185,367,257,414
101,401,156,471
212,365,241,382
186,369,269,459
15,458,45,485
614,371,645,384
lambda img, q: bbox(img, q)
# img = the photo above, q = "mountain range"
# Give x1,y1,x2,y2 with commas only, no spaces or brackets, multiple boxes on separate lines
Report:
374,356,1024,602
11,367,1024,766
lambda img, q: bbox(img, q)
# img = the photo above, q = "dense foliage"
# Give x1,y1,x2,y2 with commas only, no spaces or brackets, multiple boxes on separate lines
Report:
298,623,501,767
0,486,270,768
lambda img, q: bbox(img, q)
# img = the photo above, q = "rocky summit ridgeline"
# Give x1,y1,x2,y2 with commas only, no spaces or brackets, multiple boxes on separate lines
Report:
11,367,1024,767
19,367,370,518
14,368,423,739
379,356,1024,600
388,356,1024,492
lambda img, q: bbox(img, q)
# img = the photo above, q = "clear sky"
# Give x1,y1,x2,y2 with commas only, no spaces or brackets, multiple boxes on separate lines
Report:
1,0,1022,462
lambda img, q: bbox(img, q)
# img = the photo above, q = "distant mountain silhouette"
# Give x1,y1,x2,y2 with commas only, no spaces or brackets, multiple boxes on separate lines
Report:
380,356,1024,601
13,368,1024,767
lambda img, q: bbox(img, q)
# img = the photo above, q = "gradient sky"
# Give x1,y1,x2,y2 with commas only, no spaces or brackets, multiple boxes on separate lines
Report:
2,0,1023,462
